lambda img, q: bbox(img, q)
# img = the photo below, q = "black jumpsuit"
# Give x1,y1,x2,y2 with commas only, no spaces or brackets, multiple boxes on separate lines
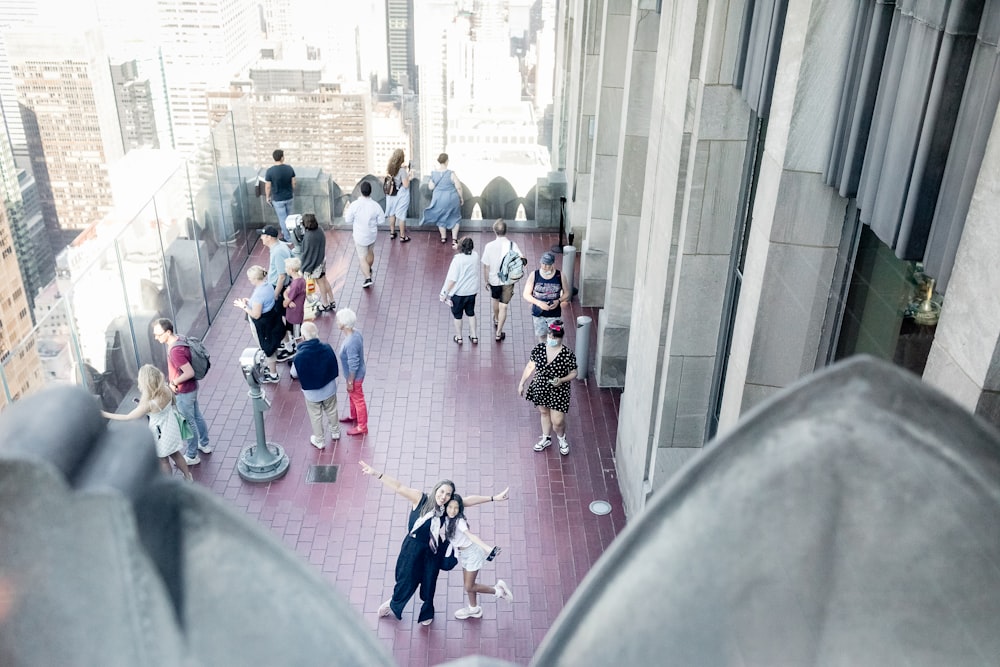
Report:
388,494,446,622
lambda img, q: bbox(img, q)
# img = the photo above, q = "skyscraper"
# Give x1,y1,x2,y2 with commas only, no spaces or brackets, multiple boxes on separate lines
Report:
386,0,416,92
6,26,124,234
110,60,160,151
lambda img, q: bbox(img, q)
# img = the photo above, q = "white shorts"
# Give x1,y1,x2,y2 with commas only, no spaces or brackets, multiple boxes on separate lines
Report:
458,543,487,572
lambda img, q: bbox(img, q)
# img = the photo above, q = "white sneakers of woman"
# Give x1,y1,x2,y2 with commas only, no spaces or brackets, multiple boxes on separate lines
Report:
533,435,551,452
558,435,569,455
495,580,513,602
454,606,483,619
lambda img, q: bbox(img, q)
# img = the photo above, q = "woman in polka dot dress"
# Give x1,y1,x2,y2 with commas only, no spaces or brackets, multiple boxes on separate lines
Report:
518,320,579,455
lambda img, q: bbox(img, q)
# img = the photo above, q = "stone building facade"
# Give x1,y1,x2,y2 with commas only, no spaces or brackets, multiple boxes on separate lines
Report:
556,0,1000,516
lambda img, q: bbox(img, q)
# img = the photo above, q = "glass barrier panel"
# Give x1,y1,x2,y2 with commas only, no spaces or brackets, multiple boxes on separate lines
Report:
153,166,211,338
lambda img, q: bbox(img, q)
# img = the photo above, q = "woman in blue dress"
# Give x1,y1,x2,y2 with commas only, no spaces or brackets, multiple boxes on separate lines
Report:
420,152,464,248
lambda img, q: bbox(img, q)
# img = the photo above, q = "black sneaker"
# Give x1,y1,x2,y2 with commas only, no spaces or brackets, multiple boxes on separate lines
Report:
260,371,280,384
362,277,373,288
276,347,296,362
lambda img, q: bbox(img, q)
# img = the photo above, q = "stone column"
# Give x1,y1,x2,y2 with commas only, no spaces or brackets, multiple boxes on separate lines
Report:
614,0,750,516
717,0,853,431
594,2,661,387
579,0,631,307
561,0,604,249
923,104,1000,428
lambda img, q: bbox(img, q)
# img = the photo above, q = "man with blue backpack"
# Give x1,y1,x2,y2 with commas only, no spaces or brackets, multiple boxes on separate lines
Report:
153,318,212,466
481,219,526,342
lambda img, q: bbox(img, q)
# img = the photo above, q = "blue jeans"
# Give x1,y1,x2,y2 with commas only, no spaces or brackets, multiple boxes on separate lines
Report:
174,390,209,458
271,198,293,240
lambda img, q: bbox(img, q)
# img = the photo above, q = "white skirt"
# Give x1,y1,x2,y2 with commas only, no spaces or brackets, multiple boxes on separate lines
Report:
458,543,487,572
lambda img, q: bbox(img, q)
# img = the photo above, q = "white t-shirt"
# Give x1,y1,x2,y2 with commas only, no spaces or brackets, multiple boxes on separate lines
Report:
481,237,522,286
444,251,481,297
449,518,473,549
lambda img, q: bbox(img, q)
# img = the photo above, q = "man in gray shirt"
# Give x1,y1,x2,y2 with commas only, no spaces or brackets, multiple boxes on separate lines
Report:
345,181,385,288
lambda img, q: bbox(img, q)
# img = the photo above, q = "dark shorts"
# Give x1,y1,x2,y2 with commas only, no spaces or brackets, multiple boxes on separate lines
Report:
490,283,514,304
450,294,477,318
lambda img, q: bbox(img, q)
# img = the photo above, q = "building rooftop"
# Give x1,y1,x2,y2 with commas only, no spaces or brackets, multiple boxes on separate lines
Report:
189,229,623,665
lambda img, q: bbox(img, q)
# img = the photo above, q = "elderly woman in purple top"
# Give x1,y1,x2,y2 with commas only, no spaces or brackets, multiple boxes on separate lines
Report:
336,308,368,436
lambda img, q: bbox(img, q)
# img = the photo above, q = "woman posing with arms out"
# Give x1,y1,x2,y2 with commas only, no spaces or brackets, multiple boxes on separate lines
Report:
518,320,578,455
298,213,336,313
234,265,285,383
385,149,412,242
102,364,193,481
440,237,481,344
442,494,513,620
359,461,509,626
420,153,464,247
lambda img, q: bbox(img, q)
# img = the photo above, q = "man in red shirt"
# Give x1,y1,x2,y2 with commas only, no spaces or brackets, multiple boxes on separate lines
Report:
153,318,212,466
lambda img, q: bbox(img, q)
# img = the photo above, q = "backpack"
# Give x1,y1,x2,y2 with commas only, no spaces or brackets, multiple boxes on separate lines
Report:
497,240,525,283
382,173,398,196
173,336,212,380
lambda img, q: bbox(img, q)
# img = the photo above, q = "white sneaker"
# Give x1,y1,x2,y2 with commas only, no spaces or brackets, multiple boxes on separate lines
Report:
558,435,569,456
330,430,341,441
309,435,326,450
454,606,483,620
495,580,513,602
197,443,213,454
533,435,551,452
420,618,433,626
184,455,201,466
378,600,393,618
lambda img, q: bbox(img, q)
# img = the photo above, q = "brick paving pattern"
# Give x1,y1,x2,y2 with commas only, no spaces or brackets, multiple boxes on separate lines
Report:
191,229,624,666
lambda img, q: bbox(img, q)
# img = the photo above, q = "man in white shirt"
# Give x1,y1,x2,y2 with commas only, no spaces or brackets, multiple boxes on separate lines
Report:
481,219,524,341
345,181,385,288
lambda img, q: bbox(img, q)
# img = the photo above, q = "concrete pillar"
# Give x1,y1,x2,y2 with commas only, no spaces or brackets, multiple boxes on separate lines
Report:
594,2,662,387
923,104,1000,428
614,0,749,516
560,0,604,248
718,0,853,431
579,0,631,307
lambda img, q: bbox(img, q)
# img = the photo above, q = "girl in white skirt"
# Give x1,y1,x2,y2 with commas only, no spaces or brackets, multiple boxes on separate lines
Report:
442,494,513,619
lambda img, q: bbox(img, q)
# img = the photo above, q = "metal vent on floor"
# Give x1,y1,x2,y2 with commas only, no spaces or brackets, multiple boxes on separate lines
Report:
307,465,339,483
589,500,612,516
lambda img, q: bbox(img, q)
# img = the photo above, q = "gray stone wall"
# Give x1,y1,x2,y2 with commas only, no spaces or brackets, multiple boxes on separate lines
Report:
718,0,852,432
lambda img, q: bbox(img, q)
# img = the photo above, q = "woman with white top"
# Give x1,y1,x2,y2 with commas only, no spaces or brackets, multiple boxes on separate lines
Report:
385,149,412,242
442,494,513,620
440,236,481,344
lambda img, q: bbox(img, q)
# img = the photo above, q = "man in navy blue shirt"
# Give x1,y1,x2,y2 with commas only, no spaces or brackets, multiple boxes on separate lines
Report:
265,149,296,241
291,322,341,448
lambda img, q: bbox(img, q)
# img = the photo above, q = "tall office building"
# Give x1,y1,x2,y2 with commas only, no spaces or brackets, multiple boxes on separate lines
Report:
6,26,124,234
386,0,416,92
0,0,40,166
414,1,458,174
233,69,372,185
0,130,43,408
156,0,259,156
110,60,160,151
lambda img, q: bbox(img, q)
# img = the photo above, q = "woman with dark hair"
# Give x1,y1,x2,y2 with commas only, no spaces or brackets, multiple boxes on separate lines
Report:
234,265,284,383
359,461,509,626
420,152,463,247
442,494,513,620
385,149,412,242
440,237,480,344
299,213,336,313
518,320,579,455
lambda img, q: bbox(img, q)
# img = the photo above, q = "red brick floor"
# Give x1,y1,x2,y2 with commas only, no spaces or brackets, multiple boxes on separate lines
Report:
192,229,624,666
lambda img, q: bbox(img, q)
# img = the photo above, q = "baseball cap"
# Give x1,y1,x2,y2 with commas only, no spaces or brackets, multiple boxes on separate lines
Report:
541,252,556,265
260,225,280,238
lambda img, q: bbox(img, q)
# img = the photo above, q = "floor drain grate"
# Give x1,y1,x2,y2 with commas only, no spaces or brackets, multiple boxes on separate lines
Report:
307,465,339,483
589,500,612,516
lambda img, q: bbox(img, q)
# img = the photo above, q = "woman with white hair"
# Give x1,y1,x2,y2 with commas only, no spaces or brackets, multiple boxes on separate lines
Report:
292,321,341,449
336,308,368,435
234,264,284,383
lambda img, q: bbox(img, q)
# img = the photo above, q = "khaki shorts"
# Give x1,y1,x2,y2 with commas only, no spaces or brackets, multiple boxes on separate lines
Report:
490,283,514,304
355,242,374,259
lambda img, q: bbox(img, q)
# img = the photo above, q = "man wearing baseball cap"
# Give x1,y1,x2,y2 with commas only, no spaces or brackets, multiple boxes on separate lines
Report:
522,251,570,342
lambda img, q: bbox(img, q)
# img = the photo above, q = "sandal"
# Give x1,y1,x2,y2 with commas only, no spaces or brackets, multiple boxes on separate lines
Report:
440,237,448,243
400,236,411,243
495,332,505,342
453,336,463,345
451,241,458,249
390,232,397,240
469,336,478,344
